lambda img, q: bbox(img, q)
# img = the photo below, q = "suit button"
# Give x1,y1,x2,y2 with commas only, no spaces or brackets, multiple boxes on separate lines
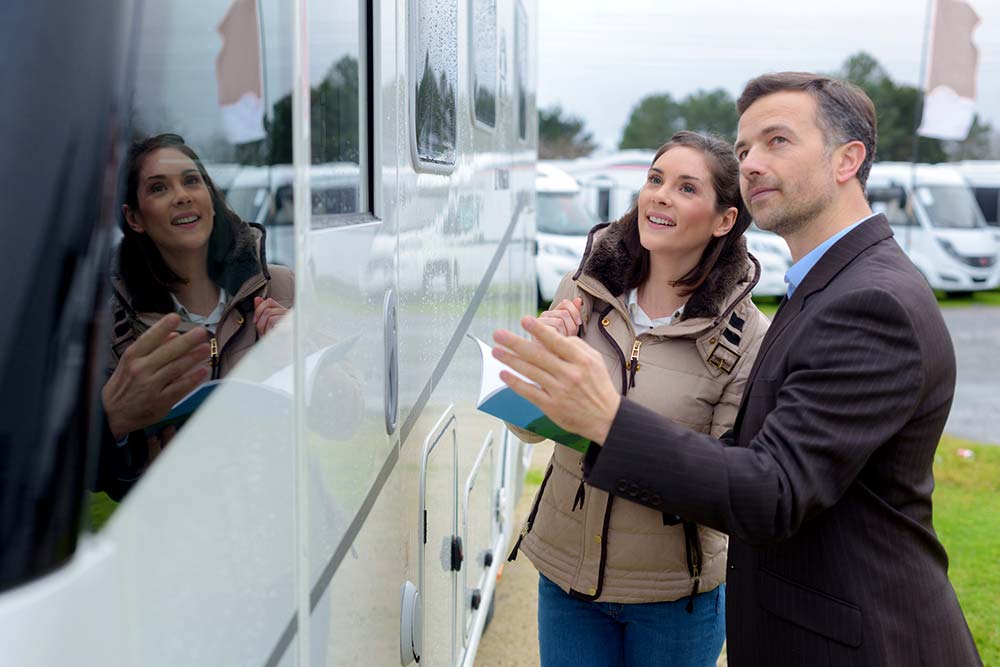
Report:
650,495,662,506
628,484,639,497
616,479,628,493
639,491,650,503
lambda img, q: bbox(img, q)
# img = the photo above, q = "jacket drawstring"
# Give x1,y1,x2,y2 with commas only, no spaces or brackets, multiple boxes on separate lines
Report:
571,480,586,512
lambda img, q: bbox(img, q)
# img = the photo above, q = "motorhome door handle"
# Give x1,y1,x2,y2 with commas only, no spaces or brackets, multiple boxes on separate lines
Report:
384,289,399,434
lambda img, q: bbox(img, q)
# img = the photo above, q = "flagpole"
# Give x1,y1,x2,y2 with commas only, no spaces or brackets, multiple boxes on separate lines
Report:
907,0,935,253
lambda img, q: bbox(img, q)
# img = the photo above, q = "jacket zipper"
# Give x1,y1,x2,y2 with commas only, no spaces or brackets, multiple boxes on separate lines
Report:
566,303,631,601
628,339,642,388
209,336,220,379
507,463,554,561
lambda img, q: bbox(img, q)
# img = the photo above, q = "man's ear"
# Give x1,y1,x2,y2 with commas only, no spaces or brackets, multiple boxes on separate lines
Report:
713,206,738,238
122,204,144,234
835,141,867,185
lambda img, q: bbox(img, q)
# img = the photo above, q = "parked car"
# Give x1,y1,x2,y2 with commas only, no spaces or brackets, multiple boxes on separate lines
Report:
867,162,999,296
535,163,600,304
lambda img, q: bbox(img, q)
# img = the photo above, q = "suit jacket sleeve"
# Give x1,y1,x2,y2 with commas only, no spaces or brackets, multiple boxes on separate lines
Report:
585,287,927,546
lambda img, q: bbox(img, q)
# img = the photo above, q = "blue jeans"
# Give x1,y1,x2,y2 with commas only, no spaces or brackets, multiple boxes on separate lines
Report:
537,574,725,667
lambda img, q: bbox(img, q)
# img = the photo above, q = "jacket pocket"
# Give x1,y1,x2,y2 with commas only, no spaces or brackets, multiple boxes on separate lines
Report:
757,567,863,648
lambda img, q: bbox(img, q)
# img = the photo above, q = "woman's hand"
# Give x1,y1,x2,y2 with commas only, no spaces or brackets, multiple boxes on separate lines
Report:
102,314,211,440
537,297,584,337
254,296,289,337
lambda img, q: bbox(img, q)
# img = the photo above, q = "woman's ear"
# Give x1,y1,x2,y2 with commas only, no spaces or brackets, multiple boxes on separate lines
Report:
712,207,738,238
122,204,144,234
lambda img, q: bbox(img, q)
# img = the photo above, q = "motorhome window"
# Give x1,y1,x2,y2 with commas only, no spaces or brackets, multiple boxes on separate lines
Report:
515,1,529,141
471,0,497,128
867,187,915,227
597,188,611,222
537,194,600,235
308,0,367,216
917,186,986,229
413,0,459,167
972,187,999,225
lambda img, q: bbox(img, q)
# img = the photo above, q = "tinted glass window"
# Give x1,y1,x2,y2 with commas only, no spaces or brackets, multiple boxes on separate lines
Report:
972,187,999,225
1,1,129,590
415,0,458,165
471,0,497,128
90,0,296,518
537,194,600,235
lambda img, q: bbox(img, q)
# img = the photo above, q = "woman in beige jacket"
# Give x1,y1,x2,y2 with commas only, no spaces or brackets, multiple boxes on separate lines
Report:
510,132,768,667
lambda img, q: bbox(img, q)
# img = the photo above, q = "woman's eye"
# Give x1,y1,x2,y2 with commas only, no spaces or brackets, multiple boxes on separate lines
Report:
185,175,203,185
149,183,165,193
647,175,661,185
680,184,696,194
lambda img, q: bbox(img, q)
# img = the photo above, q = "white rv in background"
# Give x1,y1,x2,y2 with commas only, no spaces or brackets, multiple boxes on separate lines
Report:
534,163,600,303
867,162,999,295
0,1,539,666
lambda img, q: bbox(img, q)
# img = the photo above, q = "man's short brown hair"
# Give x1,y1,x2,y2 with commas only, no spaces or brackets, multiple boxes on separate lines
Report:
737,72,877,188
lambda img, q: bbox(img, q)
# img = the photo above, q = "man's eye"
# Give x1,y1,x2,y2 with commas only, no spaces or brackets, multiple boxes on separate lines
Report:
737,150,748,161
770,136,787,146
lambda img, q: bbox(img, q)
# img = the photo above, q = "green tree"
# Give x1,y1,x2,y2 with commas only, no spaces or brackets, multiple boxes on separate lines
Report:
618,89,737,149
618,93,682,149
538,105,597,158
837,51,947,163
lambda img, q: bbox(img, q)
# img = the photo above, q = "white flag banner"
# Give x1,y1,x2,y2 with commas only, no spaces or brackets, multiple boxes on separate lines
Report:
917,0,981,141
216,0,266,144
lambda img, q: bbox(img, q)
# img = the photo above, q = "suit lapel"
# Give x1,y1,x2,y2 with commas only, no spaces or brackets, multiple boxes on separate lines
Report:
732,215,895,437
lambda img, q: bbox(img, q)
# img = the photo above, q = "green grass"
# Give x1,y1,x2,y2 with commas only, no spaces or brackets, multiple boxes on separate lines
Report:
933,436,1000,665
936,290,1000,308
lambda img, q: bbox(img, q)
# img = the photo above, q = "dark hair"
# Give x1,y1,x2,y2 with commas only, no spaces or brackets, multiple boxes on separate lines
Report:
737,72,877,188
119,133,240,312
619,131,752,297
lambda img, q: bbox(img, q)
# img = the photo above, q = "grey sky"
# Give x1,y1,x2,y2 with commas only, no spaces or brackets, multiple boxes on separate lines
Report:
538,0,1000,151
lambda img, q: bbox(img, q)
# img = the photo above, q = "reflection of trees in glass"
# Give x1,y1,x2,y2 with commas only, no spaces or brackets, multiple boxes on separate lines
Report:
474,76,496,127
235,55,360,166
415,51,457,163
515,1,528,141
472,0,496,128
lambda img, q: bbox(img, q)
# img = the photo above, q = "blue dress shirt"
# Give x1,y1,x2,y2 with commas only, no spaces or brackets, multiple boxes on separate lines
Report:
784,214,878,297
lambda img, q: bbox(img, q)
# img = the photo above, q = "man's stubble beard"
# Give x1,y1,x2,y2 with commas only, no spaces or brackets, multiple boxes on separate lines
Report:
752,179,835,239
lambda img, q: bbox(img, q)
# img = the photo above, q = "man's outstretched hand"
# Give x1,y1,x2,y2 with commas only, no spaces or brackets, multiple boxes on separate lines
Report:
492,316,621,445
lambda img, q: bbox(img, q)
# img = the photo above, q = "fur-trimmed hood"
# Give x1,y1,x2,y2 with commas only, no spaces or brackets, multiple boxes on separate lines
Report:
574,220,760,322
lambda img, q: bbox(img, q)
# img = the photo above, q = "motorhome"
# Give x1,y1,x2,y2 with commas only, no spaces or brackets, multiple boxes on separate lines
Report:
557,150,655,223
534,162,600,303
2,2,538,667
867,162,999,295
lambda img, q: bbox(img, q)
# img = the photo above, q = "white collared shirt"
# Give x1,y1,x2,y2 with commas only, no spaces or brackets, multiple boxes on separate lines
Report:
626,288,685,331
170,287,228,334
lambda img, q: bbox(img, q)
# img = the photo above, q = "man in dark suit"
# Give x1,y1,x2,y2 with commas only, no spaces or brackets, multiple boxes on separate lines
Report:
492,72,981,665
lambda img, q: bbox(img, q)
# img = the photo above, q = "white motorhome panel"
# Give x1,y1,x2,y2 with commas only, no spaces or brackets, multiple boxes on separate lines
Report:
0,1,537,666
